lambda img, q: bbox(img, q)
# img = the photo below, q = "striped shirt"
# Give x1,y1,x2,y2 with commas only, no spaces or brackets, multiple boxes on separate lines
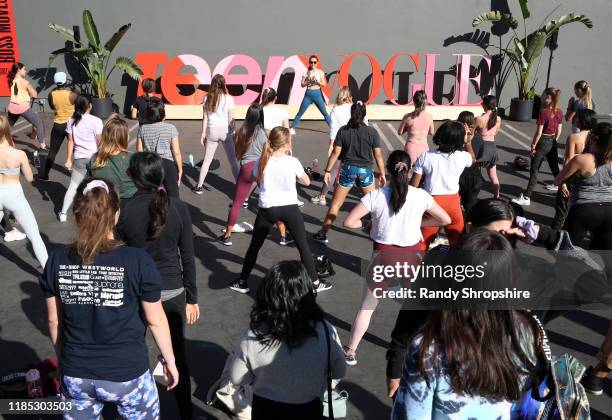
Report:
139,122,178,161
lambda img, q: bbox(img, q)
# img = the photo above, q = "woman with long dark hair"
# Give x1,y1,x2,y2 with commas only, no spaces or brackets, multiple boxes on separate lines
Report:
398,90,435,164
512,87,563,206
40,178,178,418
551,109,597,229
59,95,102,222
88,116,136,199
231,127,330,293
411,121,475,247
290,55,332,134
229,260,346,420
474,95,501,198
0,114,48,266
555,122,612,250
261,87,290,131
6,62,46,150
457,111,485,212
193,74,240,193
341,150,450,365
137,100,183,198
117,152,198,419
313,102,386,244
392,229,541,419
131,78,158,126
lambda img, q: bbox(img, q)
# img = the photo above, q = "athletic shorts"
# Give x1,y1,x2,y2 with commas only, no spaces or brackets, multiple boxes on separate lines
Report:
338,163,373,189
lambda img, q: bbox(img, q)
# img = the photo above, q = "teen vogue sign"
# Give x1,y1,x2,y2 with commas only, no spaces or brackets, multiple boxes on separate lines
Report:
135,52,492,106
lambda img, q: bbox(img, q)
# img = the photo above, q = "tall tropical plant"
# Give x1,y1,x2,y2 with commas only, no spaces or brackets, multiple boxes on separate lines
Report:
48,10,142,98
472,0,592,100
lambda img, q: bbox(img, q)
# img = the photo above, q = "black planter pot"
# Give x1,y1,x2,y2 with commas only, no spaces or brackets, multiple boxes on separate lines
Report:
509,98,533,122
91,97,113,119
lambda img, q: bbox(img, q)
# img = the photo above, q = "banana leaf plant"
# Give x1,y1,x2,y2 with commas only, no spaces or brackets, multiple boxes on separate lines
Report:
48,10,142,98
472,0,592,100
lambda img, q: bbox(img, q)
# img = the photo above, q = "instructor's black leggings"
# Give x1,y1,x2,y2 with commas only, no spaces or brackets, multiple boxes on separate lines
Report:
240,204,317,282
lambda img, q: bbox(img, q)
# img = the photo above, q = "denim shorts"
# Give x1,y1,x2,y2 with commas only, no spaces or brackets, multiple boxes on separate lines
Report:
338,163,374,188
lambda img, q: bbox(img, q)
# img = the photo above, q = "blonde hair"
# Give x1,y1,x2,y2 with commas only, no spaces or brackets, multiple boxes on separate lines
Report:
91,117,129,168
543,87,561,112
0,114,14,147
256,126,290,182
574,80,593,109
335,86,352,105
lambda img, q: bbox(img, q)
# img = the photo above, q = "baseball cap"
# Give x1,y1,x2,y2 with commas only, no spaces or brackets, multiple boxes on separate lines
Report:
53,72,67,85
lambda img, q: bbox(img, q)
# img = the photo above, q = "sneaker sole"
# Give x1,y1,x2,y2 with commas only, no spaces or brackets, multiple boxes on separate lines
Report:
316,284,333,292
314,238,329,244
345,358,358,366
193,191,204,195
584,388,603,396
229,286,250,294
279,242,294,246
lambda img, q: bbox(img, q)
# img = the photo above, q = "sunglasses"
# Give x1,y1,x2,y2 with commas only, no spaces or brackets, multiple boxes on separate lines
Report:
310,61,317,64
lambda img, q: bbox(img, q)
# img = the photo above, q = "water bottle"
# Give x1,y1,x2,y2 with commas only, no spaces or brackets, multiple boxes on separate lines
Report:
33,151,40,168
187,154,194,168
311,158,319,170
26,369,43,398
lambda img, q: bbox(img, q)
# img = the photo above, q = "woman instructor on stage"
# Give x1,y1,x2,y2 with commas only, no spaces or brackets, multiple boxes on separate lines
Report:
290,55,332,134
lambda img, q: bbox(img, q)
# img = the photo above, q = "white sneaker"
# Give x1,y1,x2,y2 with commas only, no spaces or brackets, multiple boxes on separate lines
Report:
289,128,296,135
545,184,558,191
58,212,67,223
222,221,254,233
4,228,26,242
511,194,531,206
297,200,305,207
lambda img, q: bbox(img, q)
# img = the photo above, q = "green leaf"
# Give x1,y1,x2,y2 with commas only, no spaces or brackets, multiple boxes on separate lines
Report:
115,56,143,80
524,31,547,63
518,0,530,19
544,13,593,35
472,11,518,30
82,10,100,48
48,23,79,45
104,23,131,52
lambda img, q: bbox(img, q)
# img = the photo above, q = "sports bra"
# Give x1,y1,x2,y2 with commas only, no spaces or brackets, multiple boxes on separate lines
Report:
0,148,21,175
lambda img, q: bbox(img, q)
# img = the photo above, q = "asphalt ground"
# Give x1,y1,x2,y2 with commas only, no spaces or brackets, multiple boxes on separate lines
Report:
0,113,611,419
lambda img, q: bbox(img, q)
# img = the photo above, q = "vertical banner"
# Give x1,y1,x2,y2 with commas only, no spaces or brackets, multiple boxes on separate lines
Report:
0,0,18,96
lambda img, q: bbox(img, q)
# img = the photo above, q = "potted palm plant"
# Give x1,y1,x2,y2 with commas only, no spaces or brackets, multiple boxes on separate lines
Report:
472,1,592,121
48,10,143,119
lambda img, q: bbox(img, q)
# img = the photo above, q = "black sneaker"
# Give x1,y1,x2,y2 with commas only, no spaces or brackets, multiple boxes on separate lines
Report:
243,200,249,209
581,367,604,395
313,231,328,244
35,174,49,182
229,279,250,294
192,185,204,195
218,235,232,246
313,279,332,292
279,234,294,246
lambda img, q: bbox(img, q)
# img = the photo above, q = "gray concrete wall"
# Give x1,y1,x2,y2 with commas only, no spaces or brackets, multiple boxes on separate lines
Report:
11,0,612,114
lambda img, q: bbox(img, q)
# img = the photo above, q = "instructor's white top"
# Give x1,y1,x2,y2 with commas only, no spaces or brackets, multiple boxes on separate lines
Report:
362,186,433,246
254,155,305,208
413,150,472,195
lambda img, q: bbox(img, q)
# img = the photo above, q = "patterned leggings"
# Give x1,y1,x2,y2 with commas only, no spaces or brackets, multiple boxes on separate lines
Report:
61,370,159,420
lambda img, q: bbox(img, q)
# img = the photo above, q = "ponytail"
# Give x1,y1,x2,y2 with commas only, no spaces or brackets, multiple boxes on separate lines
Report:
386,150,412,213
412,90,427,118
483,95,498,130
256,126,289,182
575,80,593,110
347,101,367,128
260,87,277,107
127,152,169,239
235,103,265,161
7,62,23,91
72,95,91,127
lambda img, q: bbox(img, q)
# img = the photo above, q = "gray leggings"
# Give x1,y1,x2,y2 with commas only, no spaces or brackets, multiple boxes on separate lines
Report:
0,183,48,268
8,108,45,145
61,158,88,215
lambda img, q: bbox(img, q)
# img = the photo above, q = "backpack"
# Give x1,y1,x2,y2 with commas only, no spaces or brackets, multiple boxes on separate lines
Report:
314,255,335,279
513,316,591,419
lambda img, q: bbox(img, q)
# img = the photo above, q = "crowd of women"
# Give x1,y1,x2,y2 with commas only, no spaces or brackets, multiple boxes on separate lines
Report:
1,58,611,419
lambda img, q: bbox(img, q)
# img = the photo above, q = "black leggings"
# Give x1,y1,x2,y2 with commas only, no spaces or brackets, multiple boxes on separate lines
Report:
41,122,68,178
524,136,559,198
252,394,323,420
240,205,317,282
551,187,570,230
566,202,612,249
161,292,192,419
459,170,483,213
162,158,180,199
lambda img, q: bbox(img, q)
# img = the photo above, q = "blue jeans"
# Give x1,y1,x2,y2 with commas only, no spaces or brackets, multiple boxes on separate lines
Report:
291,89,331,128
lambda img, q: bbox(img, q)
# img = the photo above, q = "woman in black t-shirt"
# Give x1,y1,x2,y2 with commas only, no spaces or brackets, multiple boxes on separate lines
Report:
117,152,199,420
40,178,178,419
313,102,386,244
131,78,159,126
